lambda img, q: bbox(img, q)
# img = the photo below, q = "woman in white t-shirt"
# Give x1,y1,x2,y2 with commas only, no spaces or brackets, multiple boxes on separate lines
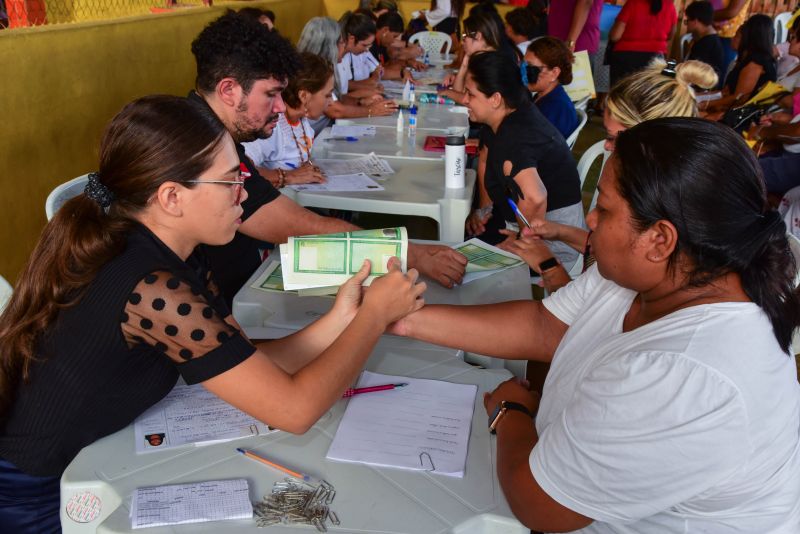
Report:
243,53,334,188
392,118,800,532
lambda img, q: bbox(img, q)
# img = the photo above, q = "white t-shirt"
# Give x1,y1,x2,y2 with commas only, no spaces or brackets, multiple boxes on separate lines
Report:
242,113,315,171
424,0,453,28
336,61,350,95
532,265,800,533
517,40,532,56
340,51,380,83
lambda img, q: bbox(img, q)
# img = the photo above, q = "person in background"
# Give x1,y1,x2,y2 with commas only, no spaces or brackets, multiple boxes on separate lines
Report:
338,12,383,95
370,11,426,78
523,37,580,139
749,109,800,198
297,16,397,134
418,0,466,39
238,7,276,31
548,0,603,58
704,14,776,115
714,0,752,75
393,117,800,533
464,52,584,268
509,59,718,291
192,13,466,301
526,0,549,37
243,53,334,188
685,1,725,87
0,95,426,533
505,7,542,57
608,0,677,87
777,17,800,93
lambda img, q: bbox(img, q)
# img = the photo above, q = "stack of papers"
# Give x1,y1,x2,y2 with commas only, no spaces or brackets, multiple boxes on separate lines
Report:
330,124,376,137
288,173,384,193
133,384,275,454
315,153,394,177
326,371,477,477
279,227,408,292
131,479,252,529
453,238,524,284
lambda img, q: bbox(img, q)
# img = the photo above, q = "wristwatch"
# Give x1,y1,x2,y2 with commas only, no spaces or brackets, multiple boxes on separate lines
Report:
538,257,560,274
488,401,535,434
566,39,576,50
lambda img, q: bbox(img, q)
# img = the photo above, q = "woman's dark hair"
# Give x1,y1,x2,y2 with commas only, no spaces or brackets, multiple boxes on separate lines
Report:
283,53,335,109
614,118,800,353
463,11,503,50
505,7,539,40
0,95,228,422
467,51,531,109
737,14,775,61
649,0,663,15
376,11,404,33
339,11,377,41
527,36,574,85
237,7,275,25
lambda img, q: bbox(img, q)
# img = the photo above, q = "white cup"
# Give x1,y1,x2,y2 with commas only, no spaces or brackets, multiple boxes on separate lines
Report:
445,135,466,189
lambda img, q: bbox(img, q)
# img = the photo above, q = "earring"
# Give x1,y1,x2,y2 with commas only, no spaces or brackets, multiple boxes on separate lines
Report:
304,106,309,117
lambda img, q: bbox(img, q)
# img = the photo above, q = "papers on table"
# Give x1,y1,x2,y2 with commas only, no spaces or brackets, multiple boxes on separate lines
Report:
330,124,376,137
453,238,524,284
315,153,394,177
131,479,252,529
133,384,275,454
280,227,408,291
288,173,384,193
326,371,477,478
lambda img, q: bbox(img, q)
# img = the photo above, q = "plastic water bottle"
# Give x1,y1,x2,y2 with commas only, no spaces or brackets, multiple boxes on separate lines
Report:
423,52,430,66
396,109,404,132
408,106,417,136
409,83,416,105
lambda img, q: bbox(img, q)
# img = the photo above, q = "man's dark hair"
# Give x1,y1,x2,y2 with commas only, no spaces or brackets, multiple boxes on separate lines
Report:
684,1,714,25
505,7,539,40
238,7,276,24
191,11,301,94
376,11,404,33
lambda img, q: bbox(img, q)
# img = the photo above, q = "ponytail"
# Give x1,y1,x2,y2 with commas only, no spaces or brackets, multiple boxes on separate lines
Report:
649,0,663,15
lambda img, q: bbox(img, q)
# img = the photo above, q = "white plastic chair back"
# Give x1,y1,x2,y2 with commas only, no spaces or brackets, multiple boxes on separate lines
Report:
565,109,588,149
572,95,590,111
680,33,693,60
774,12,792,44
577,140,611,213
0,275,12,314
45,174,90,221
788,233,800,355
408,31,452,55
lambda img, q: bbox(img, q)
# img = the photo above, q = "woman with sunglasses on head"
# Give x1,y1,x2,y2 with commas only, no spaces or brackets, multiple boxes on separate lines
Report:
0,95,425,533
508,59,718,292
243,53,334,188
393,118,800,533
464,51,584,268
523,37,579,139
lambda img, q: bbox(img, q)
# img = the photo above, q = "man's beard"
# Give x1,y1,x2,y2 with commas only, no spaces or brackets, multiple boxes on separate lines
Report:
232,99,279,143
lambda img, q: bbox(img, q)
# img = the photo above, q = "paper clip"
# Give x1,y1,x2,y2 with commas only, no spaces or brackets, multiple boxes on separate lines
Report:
419,452,436,472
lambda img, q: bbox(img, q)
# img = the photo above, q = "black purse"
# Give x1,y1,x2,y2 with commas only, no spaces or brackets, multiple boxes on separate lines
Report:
720,105,770,133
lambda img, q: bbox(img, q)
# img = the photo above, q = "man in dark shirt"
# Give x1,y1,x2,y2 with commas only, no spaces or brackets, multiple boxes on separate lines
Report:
685,1,725,88
191,13,467,303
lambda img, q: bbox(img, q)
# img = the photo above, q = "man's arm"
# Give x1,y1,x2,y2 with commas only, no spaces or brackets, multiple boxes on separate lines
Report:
567,0,595,49
713,0,747,21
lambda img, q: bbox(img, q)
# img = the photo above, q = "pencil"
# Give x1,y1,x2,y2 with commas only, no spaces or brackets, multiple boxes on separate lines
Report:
236,448,313,482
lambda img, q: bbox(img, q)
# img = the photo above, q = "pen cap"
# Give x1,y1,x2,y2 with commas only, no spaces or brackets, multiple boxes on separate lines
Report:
445,135,466,188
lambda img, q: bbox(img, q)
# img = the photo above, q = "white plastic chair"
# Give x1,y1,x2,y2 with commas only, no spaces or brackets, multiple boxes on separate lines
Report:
680,33,693,60
565,109,588,149
45,174,90,221
576,140,611,214
0,275,12,314
572,95,590,111
408,31,452,56
788,233,800,355
774,12,792,44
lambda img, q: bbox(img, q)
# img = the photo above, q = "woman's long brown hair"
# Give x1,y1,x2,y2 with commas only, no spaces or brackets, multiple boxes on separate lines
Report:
0,95,227,424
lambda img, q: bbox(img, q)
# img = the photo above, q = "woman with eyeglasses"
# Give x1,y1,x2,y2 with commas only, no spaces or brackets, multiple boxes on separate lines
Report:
464,51,584,268
243,53,333,188
393,118,800,532
0,95,425,532
507,59,718,292
523,37,579,139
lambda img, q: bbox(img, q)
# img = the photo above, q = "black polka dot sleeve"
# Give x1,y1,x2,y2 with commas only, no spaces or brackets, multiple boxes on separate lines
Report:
121,271,256,384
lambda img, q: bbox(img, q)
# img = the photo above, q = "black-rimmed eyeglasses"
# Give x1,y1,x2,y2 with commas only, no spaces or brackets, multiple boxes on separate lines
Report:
179,179,246,206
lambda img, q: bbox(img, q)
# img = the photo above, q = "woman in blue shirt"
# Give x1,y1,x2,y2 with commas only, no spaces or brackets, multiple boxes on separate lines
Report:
524,37,579,140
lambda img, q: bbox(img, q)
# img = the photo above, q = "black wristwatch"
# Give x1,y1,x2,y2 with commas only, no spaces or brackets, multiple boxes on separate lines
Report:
488,400,535,434
538,257,560,274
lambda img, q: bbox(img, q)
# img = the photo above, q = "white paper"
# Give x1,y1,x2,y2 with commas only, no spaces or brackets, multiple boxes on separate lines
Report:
695,91,722,103
326,371,477,477
288,173,384,193
133,384,275,454
131,479,252,529
315,153,394,177
330,124,376,137
452,238,524,284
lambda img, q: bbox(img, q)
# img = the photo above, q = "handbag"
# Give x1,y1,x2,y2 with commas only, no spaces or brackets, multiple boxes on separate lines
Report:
720,105,770,133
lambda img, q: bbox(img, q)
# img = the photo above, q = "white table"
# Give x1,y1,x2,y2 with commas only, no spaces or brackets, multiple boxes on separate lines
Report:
60,335,528,534
287,156,474,243
341,103,468,132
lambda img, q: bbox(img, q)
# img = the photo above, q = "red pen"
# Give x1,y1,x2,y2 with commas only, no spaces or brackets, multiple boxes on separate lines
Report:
342,383,408,398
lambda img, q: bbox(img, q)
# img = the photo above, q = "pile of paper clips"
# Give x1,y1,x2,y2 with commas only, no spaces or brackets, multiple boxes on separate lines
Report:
253,478,340,532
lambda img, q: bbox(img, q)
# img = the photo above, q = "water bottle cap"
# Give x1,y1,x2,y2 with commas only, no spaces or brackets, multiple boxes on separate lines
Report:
409,106,418,115
446,135,465,145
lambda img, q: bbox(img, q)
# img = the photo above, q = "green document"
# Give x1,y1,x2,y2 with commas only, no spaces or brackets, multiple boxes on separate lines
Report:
452,238,523,284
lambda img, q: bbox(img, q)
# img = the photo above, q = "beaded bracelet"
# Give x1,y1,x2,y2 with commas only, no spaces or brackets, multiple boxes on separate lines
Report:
276,168,286,188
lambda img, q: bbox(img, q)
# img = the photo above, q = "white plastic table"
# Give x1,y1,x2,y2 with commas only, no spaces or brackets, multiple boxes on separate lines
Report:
60,335,528,534
341,103,469,132
285,156,475,243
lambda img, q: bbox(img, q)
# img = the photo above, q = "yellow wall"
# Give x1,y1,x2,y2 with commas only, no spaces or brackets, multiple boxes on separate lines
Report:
322,1,514,24
0,0,321,283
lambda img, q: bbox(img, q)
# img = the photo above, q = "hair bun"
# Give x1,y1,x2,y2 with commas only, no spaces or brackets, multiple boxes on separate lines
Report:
675,60,718,90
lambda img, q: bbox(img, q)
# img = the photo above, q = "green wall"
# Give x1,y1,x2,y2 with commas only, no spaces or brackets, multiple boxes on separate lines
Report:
0,0,322,283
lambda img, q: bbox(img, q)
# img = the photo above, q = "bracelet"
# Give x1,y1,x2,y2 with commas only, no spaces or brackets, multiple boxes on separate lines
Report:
368,107,372,118
276,168,286,188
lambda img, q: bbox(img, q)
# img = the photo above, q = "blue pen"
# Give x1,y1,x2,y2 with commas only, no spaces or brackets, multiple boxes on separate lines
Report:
285,162,297,169
507,198,532,229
